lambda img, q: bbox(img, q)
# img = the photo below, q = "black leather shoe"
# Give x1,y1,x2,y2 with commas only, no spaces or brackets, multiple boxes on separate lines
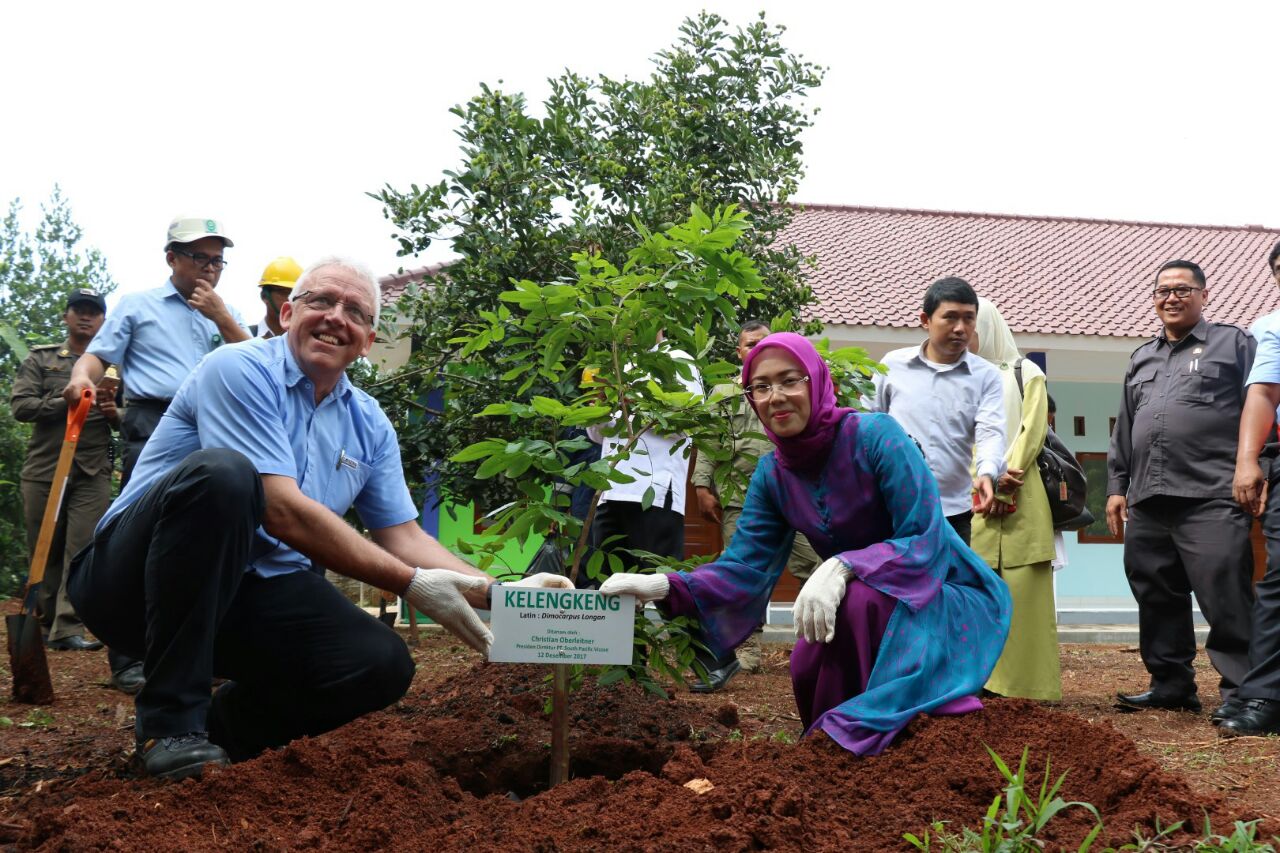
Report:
690,656,741,694
1115,689,1201,713
136,733,229,780
1218,698,1280,737
46,635,104,651
1211,696,1247,726
110,662,146,695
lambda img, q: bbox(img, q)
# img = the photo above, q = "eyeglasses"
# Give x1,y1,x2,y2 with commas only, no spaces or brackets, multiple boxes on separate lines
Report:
171,247,228,270
1152,286,1203,300
291,290,375,327
744,375,810,402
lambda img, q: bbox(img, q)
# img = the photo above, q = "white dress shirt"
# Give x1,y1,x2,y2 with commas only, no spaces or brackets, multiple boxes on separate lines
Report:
588,349,703,516
866,344,1006,516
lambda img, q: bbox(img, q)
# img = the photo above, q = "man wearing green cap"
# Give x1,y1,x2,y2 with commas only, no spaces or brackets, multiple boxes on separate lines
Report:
63,216,249,692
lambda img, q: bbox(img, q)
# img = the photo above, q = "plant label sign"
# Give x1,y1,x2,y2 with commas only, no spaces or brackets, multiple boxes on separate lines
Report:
488,588,635,665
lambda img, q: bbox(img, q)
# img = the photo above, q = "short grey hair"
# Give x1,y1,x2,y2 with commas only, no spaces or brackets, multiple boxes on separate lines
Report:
290,256,382,326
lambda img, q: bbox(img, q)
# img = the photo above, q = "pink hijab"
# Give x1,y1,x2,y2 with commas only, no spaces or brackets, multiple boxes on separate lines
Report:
741,332,855,473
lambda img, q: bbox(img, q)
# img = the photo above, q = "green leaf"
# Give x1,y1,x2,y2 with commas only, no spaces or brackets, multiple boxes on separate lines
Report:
475,454,510,479
640,485,656,510
450,439,506,463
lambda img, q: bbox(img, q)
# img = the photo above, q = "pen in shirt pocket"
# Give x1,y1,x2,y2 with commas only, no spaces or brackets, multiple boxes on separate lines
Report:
336,449,359,471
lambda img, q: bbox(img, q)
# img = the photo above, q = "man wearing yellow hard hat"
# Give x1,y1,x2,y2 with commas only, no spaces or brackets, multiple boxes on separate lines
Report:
254,257,303,339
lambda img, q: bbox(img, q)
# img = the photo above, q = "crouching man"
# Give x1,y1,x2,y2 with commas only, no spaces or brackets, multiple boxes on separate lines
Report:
64,257,569,780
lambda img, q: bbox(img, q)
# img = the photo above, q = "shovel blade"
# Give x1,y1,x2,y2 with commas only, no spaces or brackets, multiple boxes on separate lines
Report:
6,612,54,705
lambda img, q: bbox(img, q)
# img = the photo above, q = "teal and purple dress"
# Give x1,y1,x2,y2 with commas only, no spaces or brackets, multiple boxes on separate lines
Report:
664,411,1012,755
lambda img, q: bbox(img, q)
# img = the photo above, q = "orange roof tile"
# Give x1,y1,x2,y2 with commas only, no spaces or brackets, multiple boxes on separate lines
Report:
779,204,1280,337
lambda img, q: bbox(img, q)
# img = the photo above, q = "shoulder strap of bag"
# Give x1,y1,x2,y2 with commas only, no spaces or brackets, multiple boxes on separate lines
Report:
1014,357,1025,399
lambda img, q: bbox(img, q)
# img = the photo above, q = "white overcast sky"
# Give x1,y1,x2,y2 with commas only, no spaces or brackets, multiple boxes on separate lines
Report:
1,1,1276,323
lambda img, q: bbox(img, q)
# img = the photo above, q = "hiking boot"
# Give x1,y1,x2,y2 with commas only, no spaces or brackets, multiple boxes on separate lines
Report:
136,733,229,780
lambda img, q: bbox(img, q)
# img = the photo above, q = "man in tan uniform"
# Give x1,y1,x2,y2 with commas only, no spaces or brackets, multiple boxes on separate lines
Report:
11,289,119,650
691,320,819,688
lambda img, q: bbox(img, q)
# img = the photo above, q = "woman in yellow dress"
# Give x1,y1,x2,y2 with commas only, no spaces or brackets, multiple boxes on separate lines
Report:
971,298,1061,700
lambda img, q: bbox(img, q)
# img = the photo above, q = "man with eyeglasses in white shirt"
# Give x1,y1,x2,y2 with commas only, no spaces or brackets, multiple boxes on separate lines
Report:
865,276,1006,545
64,215,250,695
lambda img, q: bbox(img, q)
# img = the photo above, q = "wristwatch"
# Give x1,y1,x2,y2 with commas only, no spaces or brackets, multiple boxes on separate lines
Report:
485,582,502,609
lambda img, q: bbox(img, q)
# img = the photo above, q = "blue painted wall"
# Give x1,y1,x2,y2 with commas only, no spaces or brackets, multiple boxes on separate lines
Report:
1043,378,1133,606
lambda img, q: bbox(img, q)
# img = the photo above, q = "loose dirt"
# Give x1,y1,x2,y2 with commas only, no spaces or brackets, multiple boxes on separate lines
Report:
2,618,1278,851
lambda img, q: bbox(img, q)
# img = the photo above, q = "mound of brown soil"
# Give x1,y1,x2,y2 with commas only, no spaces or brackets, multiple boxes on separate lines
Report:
7,664,1240,851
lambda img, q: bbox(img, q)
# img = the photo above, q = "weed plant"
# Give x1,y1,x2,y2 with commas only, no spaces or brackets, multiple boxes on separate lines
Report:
904,747,1279,852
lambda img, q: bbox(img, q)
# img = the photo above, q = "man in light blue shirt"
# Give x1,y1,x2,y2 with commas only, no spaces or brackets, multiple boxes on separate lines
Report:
64,216,250,694
66,257,570,780
1223,240,1280,736
66,215,250,490
865,277,1005,544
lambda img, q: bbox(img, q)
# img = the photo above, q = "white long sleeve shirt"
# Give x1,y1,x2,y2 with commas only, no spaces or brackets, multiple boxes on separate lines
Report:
588,349,703,516
865,344,1006,516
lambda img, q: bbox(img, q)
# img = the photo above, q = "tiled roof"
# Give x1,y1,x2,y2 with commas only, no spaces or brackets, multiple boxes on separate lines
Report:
780,204,1280,338
378,262,447,308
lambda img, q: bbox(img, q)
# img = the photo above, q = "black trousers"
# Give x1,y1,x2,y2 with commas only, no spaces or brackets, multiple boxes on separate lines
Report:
585,496,684,588
68,448,414,757
946,511,973,545
1239,451,1280,700
119,400,168,490
1123,495,1254,697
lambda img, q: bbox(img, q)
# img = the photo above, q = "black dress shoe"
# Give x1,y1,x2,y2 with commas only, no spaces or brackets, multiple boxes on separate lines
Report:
110,661,146,695
136,733,229,780
1115,689,1202,713
1211,696,1247,726
1218,698,1280,737
46,635,104,652
690,657,741,693
689,644,742,694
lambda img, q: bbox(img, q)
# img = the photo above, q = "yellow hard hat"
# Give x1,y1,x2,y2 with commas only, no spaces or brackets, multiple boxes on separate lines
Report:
259,256,303,290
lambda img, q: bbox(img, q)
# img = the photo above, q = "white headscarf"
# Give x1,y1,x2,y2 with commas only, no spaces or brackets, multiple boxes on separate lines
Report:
975,297,1042,447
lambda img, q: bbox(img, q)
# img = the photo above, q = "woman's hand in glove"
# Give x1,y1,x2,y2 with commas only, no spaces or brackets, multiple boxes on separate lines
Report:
404,568,492,654
508,573,575,589
598,572,670,603
792,557,852,644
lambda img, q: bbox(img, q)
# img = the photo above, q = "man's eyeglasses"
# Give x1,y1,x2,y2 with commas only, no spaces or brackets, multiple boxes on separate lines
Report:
1152,286,1203,300
745,375,810,402
171,247,228,270
291,290,375,327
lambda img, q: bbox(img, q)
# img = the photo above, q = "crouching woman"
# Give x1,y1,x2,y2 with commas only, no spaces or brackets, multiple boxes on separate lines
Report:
601,333,1011,755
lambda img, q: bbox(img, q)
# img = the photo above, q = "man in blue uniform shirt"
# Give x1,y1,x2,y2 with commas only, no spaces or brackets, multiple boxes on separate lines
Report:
1223,241,1280,736
65,257,570,780
65,215,250,695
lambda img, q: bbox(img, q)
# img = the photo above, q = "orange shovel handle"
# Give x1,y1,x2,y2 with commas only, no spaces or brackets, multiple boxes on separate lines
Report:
66,387,94,444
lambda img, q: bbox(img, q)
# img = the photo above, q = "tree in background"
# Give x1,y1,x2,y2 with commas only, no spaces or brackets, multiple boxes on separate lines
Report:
0,186,116,595
371,12,827,511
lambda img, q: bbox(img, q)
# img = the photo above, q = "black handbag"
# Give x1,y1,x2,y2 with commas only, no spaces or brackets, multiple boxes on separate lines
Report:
1014,361,1092,531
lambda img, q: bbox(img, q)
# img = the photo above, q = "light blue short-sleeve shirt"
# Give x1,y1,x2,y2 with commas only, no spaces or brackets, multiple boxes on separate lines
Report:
98,336,419,578
1249,310,1280,422
89,280,248,400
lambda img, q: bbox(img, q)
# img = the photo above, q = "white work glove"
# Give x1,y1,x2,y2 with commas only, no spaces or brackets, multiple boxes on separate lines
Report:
404,568,492,654
599,572,670,603
507,573,575,589
792,557,853,644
